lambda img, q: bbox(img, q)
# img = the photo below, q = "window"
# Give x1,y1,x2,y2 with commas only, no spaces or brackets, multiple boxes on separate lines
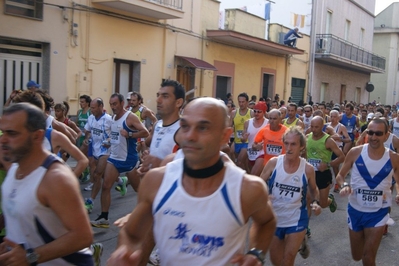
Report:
4,0,43,20
355,87,361,104
320,83,329,102
360,28,364,47
325,10,332,34
113,59,141,97
344,20,351,41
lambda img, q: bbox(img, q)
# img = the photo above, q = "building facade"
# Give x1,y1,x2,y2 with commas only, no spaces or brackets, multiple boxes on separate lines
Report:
1,0,306,114
371,3,399,105
311,0,385,105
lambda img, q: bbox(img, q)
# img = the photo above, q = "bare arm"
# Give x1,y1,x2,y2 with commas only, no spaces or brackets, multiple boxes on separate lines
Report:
52,130,88,177
0,163,93,265
143,108,158,126
240,175,276,261
67,120,82,137
337,147,362,196
120,113,149,139
52,119,76,143
356,130,368,146
305,163,321,215
109,168,164,265
241,120,250,143
260,157,277,182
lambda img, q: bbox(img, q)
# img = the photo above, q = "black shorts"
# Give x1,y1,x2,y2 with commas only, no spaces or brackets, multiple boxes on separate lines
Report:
315,169,332,189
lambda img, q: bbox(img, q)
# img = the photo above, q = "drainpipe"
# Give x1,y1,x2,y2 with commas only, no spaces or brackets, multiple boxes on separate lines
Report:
308,0,317,102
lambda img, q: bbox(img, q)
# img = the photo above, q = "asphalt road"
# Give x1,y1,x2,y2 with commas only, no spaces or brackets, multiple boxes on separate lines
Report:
71,160,399,265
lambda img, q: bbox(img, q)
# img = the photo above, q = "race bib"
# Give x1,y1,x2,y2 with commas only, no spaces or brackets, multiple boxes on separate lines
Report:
272,182,300,203
247,148,259,161
308,158,322,171
266,144,282,155
356,189,383,208
346,122,353,133
110,131,120,144
236,130,243,138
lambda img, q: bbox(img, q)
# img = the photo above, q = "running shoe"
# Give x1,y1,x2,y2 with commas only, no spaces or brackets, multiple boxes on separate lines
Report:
85,198,93,214
119,176,128,197
329,193,337,213
306,226,311,238
90,243,103,266
298,235,310,259
91,218,110,228
149,248,160,265
80,172,90,184
84,183,93,191
115,176,127,192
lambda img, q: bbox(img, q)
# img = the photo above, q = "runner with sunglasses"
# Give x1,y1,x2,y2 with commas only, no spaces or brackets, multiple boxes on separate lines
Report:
336,118,399,265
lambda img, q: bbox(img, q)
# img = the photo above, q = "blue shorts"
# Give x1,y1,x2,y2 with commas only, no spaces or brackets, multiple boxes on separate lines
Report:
107,157,139,173
88,142,93,157
275,223,307,240
234,143,247,154
347,204,389,232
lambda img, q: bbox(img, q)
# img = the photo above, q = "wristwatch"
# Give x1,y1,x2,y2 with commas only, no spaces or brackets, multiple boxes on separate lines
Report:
128,132,133,138
246,248,265,264
340,182,350,189
26,248,39,266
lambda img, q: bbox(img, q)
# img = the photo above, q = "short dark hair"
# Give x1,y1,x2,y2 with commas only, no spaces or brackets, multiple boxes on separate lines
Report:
161,79,185,100
3,103,46,132
110,93,124,102
35,90,54,112
13,90,45,111
131,91,143,104
79,95,92,104
345,103,354,110
238,92,249,101
288,103,298,110
370,118,389,133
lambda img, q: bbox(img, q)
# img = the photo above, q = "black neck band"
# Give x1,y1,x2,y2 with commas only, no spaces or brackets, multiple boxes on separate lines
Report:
183,157,224,179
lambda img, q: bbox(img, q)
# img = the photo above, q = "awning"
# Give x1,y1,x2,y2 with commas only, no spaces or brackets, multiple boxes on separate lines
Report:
175,56,217,71
207,30,304,56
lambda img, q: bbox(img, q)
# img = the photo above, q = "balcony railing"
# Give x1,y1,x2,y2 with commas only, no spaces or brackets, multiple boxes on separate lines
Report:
92,0,184,20
147,0,183,10
315,34,385,72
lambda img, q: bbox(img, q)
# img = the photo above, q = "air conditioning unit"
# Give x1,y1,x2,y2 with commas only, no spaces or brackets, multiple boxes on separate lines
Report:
317,38,328,53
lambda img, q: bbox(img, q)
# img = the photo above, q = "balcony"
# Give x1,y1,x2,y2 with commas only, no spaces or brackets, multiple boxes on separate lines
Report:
92,0,184,20
315,34,385,74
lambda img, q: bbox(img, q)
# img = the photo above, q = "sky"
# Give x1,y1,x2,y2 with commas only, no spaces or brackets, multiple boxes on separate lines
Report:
375,0,397,15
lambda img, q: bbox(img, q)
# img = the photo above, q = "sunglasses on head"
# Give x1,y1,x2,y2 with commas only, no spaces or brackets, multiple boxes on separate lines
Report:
367,130,384,136
253,110,263,113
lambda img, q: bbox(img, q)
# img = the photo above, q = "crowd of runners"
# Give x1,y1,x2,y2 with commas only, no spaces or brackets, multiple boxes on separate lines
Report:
0,79,398,266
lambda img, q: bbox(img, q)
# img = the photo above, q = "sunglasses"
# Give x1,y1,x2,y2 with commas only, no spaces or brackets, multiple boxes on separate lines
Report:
305,110,311,113
253,110,263,113
367,130,384,136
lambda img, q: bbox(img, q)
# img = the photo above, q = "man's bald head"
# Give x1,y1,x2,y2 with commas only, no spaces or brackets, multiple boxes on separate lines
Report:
184,97,229,128
311,116,324,126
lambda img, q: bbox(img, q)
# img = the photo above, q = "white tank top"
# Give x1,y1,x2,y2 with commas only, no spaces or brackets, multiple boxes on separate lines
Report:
153,159,249,266
150,120,179,160
269,155,308,227
392,120,399,137
384,133,395,151
46,115,54,129
349,144,393,212
303,115,313,131
110,111,138,161
85,113,112,158
2,155,93,265
246,118,268,161
329,122,343,147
